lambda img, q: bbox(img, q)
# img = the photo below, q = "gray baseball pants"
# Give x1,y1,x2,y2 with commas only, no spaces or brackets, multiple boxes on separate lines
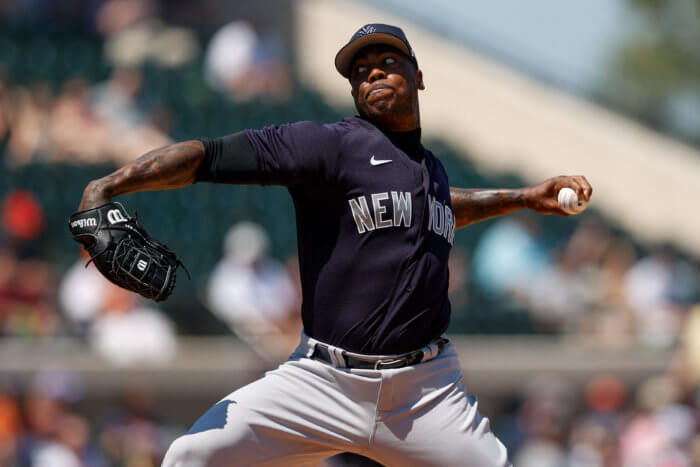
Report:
162,333,511,467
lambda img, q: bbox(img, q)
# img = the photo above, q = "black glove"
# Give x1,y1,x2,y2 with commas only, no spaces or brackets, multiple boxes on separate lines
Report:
68,202,188,302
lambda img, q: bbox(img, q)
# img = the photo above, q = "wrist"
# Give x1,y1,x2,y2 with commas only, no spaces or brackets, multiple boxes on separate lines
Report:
79,180,112,211
518,187,535,210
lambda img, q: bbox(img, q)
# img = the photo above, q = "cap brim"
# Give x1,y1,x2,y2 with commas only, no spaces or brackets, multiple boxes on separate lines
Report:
335,33,412,78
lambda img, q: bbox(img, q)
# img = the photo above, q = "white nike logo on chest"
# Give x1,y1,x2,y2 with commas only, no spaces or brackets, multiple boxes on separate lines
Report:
370,155,392,166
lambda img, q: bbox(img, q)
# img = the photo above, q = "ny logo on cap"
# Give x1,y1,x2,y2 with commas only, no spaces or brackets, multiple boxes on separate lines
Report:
357,25,376,36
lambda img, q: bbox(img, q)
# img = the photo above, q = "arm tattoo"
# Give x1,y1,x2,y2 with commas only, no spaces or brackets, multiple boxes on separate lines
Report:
449,188,526,230
80,140,205,210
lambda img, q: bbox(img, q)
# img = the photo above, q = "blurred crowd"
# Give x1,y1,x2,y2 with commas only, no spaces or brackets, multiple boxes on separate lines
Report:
502,369,700,467
0,0,292,167
0,70,172,167
453,214,700,351
0,372,183,466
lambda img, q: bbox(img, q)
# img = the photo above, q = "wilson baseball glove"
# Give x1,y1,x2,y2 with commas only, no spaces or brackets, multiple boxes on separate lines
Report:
68,202,187,302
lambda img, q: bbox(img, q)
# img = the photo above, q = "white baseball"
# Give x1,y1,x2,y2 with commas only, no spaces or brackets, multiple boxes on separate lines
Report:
557,187,587,215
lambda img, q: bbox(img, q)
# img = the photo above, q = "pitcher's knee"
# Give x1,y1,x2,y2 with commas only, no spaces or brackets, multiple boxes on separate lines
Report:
162,435,206,467
162,420,256,467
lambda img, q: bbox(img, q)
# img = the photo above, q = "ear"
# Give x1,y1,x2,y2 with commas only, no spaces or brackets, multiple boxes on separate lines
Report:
416,69,425,90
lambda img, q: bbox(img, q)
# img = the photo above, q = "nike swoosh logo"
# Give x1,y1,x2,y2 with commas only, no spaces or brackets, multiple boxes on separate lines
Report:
370,155,392,166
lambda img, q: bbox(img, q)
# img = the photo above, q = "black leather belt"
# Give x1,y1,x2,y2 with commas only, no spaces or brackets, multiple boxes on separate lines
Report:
310,337,449,370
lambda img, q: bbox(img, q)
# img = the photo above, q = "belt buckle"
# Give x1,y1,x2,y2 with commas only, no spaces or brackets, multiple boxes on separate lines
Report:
374,357,406,370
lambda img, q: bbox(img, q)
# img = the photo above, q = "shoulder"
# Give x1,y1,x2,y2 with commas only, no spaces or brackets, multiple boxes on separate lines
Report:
259,120,345,143
289,118,378,151
329,116,387,151
330,116,379,135
243,120,343,157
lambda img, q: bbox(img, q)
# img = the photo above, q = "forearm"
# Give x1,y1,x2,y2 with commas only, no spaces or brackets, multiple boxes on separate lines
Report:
79,140,205,210
450,188,527,230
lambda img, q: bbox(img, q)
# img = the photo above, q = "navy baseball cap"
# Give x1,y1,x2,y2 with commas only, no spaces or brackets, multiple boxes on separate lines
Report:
335,23,418,78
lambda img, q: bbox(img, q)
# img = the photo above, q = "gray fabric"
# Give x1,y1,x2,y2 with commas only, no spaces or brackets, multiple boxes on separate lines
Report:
162,333,511,467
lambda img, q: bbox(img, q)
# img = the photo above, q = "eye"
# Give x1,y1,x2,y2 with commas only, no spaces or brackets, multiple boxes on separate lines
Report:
384,57,396,65
357,65,368,74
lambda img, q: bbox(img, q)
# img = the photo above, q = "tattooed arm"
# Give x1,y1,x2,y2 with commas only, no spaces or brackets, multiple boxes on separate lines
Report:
450,175,592,230
79,141,205,210
449,188,526,230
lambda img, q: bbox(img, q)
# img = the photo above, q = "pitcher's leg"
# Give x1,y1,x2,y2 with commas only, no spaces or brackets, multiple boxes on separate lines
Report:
372,381,510,467
162,401,340,467
368,345,511,467
163,358,376,467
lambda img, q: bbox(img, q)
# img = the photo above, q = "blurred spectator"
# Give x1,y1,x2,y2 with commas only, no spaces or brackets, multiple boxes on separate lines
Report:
618,375,694,467
100,386,166,466
49,79,110,165
584,375,627,415
2,258,58,337
526,248,590,332
0,190,59,337
625,248,674,315
582,238,637,348
472,214,549,300
97,0,199,70
207,221,301,361
96,0,157,37
6,84,51,166
2,189,44,248
89,284,177,366
624,247,682,349
16,370,98,467
58,250,109,335
91,68,145,128
568,375,627,466
527,219,609,329
204,20,291,101
104,20,199,69
47,412,93,467
89,68,171,164
510,376,577,467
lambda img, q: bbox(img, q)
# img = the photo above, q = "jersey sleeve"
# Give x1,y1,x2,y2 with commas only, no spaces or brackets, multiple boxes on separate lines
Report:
195,132,260,184
245,120,339,186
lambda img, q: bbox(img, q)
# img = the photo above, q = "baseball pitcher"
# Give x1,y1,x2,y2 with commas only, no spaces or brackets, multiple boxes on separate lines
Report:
71,24,592,466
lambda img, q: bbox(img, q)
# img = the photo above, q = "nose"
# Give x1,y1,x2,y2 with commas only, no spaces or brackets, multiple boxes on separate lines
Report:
368,67,386,83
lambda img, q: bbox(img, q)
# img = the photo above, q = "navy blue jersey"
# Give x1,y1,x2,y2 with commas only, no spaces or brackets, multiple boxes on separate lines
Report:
244,116,454,354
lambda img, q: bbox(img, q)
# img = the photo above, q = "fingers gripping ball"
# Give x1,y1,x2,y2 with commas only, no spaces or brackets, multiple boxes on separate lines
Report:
557,187,588,215
68,202,188,301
